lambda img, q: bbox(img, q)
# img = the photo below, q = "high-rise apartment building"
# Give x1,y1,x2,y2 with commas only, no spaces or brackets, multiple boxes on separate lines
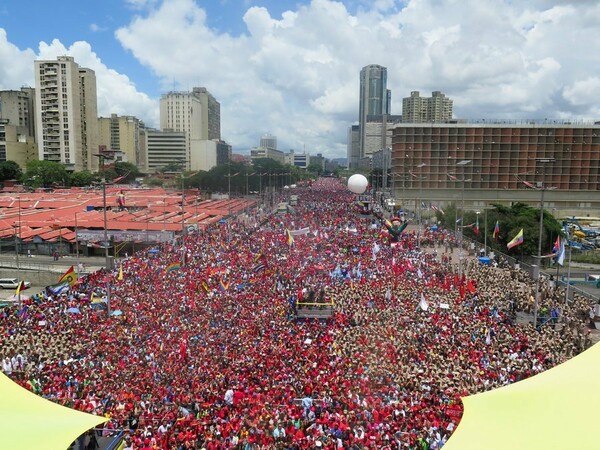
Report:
98,114,146,171
34,56,99,171
402,91,453,123
159,87,221,170
359,65,390,157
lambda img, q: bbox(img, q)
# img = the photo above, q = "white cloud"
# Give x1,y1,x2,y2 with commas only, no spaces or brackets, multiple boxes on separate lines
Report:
3,0,600,160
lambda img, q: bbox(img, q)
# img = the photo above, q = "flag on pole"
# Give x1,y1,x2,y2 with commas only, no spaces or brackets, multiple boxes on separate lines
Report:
58,266,78,286
15,280,25,296
507,229,524,250
555,236,565,266
493,221,500,240
117,262,124,281
474,215,479,235
286,229,294,247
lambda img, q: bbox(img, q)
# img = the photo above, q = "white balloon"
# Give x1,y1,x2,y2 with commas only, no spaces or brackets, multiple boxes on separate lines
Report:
347,174,368,194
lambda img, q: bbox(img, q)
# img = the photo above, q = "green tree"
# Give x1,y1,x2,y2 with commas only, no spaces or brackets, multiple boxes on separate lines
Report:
23,160,70,188
70,170,96,187
0,161,22,182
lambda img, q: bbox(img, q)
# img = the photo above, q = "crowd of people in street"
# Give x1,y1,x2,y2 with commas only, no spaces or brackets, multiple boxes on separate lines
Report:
0,177,596,450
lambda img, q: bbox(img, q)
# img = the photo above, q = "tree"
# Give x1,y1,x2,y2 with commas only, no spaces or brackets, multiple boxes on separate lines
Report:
70,170,96,187
0,161,22,182
23,160,70,188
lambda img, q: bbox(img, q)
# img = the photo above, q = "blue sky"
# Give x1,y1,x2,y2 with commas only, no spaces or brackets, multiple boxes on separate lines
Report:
1,0,600,159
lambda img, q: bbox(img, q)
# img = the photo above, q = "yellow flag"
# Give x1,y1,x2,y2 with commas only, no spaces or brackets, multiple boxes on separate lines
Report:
117,262,123,281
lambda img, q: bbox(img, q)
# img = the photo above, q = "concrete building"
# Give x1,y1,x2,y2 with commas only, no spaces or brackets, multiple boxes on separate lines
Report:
347,125,360,169
0,119,37,168
390,122,600,216
402,91,453,123
0,88,36,139
145,129,186,172
160,87,221,170
359,65,390,158
98,114,146,171
34,56,99,172
260,133,277,150
250,147,285,163
189,140,231,172
363,114,402,157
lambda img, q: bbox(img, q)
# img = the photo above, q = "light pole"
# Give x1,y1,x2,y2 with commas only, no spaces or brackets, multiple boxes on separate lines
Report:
411,163,427,247
451,160,472,278
533,157,555,328
75,212,80,276
102,179,112,316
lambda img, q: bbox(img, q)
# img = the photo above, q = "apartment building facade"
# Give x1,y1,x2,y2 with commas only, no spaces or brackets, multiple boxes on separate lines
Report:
34,56,99,171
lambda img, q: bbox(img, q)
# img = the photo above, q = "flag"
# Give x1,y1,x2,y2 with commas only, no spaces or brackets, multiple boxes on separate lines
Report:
201,281,209,292
112,171,130,184
555,236,565,266
286,229,294,247
447,173,459,181
15,280,25,296
58,266,77,286
117,262,124,281
47,281,70,296
507,229,524,250
219,277,230,291
474,215,479,235
493,221,500,240
253,263,266,273
165,262,181,272
418,293,429,311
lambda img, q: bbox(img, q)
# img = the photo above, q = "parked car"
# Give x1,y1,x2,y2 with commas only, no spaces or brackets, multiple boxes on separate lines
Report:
0,278,31,289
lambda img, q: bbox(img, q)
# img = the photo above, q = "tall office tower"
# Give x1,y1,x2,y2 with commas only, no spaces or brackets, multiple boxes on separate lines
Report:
160,87,221,170
98,114,145,170
260,133,277,150
0,87,36,138
34,56,99,171
347,125,360,169
359,64,390,157
402,91,453,123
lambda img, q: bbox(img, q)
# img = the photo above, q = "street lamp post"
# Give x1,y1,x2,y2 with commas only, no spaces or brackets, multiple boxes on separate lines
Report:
455,160,472,278
533,157,555,328
75,212,80,277
102,179,112,316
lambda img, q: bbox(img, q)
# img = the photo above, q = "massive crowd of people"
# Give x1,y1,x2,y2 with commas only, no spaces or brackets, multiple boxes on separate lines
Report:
0,177,596,450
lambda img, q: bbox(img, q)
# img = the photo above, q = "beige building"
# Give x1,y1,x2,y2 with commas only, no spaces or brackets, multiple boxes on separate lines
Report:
34,56,99,172
0,119,37,169
402,91,453,123
159,87,221,171
0,88,36,139
98,114,146,171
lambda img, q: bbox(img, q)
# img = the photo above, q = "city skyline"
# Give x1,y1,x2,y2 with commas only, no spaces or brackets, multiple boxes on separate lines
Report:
2,0,600,160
